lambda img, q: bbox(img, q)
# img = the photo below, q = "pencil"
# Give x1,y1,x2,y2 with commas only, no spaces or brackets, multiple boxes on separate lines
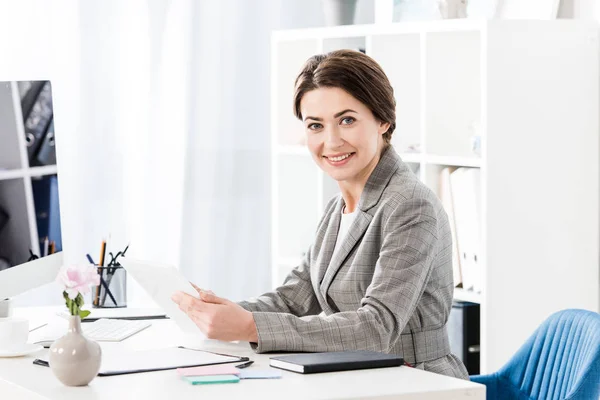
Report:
95,240,107,306
99,240,107,267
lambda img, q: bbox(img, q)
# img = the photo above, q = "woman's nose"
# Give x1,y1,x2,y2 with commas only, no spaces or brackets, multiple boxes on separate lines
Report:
324,126,344,148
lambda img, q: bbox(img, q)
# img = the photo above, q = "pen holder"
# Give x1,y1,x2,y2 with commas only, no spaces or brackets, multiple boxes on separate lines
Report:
92,265,127,308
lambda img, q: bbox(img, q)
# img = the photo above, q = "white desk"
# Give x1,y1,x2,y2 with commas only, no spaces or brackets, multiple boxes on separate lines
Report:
0,307,485,400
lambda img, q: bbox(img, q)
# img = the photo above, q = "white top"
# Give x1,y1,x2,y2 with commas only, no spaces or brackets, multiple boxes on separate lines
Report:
331,207,358,257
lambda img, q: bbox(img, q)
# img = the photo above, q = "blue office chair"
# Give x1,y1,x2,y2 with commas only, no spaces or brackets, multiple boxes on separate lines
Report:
470,309,600,400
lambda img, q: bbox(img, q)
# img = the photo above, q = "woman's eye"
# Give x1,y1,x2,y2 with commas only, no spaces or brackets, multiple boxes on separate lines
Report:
308,123,323,130
341,117,355,125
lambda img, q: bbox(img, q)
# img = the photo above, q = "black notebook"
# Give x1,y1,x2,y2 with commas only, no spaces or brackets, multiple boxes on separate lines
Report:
270,351,404,374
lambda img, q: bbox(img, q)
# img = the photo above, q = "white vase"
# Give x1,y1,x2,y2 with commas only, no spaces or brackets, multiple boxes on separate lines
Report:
322,0,358,26
49,315,102,386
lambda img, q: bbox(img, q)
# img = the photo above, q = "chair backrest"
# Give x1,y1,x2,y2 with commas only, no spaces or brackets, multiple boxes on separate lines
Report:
498,309,600,400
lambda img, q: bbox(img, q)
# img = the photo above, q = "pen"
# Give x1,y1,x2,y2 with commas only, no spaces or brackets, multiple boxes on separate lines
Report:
235,361,254,369
177,347,250,362
86,254,95,265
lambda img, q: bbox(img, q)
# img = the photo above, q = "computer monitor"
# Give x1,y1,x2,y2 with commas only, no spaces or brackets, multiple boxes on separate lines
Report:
0,80,64,306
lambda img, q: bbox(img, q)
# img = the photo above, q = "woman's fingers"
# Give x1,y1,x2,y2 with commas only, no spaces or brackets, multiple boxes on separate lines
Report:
190,282,202,295
199,290,226,305
172,291,204,314
190,282,215,297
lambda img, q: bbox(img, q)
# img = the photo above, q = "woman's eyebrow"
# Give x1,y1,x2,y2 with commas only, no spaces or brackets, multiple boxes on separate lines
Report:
333,109,357,118
304,109,358,122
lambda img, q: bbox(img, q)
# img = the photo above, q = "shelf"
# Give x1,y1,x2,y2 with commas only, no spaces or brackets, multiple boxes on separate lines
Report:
28,165,58,177
453,288,482,304
272,19,600,376
424,155,481,168
272,20,487,42
0,165,58,181
0,169,25,181
398,153,422,163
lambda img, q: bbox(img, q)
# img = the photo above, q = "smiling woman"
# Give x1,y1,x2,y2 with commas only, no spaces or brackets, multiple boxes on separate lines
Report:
293,51,396,213
172,49,468,380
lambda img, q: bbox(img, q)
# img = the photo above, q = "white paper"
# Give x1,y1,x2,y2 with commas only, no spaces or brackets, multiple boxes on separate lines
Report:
119,258,201,334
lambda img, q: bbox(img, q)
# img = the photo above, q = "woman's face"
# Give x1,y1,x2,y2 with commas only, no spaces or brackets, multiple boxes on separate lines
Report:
301,87,390,184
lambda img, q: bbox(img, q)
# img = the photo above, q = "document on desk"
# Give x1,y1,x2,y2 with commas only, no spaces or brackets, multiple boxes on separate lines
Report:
36,347,244,376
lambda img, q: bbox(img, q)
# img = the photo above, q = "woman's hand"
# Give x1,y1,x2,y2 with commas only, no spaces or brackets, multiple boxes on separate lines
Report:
171,287,258,343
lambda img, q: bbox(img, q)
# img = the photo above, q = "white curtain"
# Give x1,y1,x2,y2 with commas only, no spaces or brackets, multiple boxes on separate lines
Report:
53,0,193,306
3,0,373,306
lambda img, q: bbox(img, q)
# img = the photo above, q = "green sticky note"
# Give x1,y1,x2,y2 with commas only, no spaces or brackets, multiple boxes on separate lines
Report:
183,375,240,385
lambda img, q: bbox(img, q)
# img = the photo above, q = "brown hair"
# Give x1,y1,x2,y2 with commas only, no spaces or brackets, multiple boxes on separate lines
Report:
293,49,396,146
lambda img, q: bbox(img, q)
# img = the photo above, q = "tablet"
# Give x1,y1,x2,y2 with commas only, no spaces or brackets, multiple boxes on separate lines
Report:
119,258,201,334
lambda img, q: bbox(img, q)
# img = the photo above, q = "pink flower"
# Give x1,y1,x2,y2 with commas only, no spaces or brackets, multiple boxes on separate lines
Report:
56,264,101,300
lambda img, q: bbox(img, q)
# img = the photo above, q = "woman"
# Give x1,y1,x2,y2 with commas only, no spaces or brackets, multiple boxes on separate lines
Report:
172,50,469,379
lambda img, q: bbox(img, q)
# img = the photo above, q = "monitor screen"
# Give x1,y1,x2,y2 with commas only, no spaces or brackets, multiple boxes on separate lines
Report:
0,80,62,271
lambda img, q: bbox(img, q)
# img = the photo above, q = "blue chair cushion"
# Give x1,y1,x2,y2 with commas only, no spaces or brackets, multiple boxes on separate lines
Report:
470,309,600,400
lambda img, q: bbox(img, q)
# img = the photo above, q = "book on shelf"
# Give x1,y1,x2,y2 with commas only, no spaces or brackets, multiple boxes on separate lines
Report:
449,167,481,293
439,166,462,287
33,117,56,166
21,81,53,164
31,175,62,253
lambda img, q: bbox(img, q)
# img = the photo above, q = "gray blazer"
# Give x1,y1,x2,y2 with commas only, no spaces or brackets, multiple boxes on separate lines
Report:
239,147,468,379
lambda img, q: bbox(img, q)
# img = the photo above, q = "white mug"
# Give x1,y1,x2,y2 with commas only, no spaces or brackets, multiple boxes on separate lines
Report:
0,318,29,350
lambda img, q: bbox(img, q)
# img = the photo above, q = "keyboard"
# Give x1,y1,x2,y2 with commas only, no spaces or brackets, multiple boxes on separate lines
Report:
82,319,152,342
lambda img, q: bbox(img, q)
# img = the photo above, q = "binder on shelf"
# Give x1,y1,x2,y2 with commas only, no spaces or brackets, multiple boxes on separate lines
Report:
464,168,482,293
31,175,62,254
448,301,480,375
439,167,461,286
33,118,56,166
22,81,53,164
19,81,45,118
450,168,481,293
0,206,10,270
0,206,8,236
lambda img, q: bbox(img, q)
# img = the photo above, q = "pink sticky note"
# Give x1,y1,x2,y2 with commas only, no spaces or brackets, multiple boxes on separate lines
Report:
177,364,240,377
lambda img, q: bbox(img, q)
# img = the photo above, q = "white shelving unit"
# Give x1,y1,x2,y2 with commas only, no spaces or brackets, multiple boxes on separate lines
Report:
271,20,600,373
0,81,58,266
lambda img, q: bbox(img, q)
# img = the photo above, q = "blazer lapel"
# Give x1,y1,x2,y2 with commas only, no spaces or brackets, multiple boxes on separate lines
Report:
313,197,344,288
320,210,372,295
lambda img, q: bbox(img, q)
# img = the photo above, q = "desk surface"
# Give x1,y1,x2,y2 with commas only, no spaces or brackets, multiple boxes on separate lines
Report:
0,307,485,400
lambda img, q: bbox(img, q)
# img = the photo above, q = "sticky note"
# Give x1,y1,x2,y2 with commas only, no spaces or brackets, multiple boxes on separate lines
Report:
239,369,283,379
177,364,240,377
183,375,240,385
